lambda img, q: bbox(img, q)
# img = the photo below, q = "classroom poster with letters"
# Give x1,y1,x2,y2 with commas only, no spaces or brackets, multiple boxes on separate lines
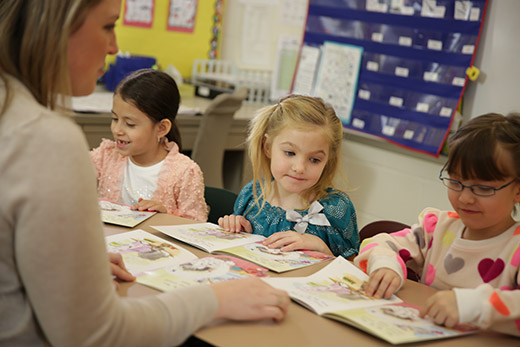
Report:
123,0,155,28
167,0,198,33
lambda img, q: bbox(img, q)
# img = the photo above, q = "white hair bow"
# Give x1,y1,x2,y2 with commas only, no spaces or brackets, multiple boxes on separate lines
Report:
286,201,331,234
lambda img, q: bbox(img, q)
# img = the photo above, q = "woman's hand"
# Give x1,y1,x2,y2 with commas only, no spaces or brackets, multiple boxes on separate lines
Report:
218,215,252,233
262,231,332,255
109,253,136,289
211,277,289,322
131,198,167,213
420,290,459,327
365,268,401,299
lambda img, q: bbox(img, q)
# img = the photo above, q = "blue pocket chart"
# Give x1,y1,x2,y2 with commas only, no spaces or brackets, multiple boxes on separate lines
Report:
296,0,488,156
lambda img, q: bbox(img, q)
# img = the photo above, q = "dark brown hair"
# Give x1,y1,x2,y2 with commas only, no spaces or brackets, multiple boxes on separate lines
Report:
115,69,182,150
446,112,520,181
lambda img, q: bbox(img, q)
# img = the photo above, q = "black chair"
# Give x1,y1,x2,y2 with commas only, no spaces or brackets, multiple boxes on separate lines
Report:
359,220,420,282
204,186,238,224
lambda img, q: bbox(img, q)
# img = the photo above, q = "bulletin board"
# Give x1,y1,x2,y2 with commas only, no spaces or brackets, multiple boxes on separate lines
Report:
113,0,220,78
297,0,488,157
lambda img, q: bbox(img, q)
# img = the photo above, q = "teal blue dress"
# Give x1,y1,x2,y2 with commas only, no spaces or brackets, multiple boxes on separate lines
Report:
234,181,359,258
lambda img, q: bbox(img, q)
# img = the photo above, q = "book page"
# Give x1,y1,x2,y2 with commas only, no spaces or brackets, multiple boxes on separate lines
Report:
265,256,401,315
99,199,156,228
220,241,333,273
137,255,268,291
152,223,266,253
105,229,197,276
327,302,477,344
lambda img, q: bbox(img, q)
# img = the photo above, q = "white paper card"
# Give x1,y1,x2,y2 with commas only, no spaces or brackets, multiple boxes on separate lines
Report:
395,66,409,77
398,36,412,47
352,118,365,129
452,77,466,86
427,40,443,51
403,130,414,140
424,71,439,82
358,89,371,100
389,96,403,107
367,61,379,71
416,102,430,112
440,107,453,117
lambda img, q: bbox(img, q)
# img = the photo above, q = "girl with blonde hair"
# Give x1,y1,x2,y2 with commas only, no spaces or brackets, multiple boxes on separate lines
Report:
219,94,359,259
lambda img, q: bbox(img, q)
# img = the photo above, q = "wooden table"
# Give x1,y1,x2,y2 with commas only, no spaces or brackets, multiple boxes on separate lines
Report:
107,214,520,347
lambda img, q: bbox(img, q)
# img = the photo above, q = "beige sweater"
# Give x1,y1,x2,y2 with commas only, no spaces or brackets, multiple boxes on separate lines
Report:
0,77,218,346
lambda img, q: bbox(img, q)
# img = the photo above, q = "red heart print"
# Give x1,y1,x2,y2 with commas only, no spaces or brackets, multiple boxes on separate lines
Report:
399,249,411,263
478,258,505,283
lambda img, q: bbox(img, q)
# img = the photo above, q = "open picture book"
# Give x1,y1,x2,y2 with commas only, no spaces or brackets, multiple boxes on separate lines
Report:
152,222,333,273
99,199,156,228
105,229,268,292
265,257,477,345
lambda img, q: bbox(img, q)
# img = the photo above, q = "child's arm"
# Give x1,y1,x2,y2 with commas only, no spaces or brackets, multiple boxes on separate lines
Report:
420,284,520,336
262,231,333,255
218,181,254,233
354,207,439,296
131,198,167,213
218,215,253,233
365,268,402,299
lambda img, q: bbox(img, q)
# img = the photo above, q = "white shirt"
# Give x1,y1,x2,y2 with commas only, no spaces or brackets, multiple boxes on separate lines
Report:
122,158,164,205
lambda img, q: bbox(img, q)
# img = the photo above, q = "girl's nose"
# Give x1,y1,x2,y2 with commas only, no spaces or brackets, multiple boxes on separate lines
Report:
458,186,476,203
292,158,305,173
111,122,123,135
107,31,118,55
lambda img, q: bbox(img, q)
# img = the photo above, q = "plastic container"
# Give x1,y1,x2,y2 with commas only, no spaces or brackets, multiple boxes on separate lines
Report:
103,55,157,91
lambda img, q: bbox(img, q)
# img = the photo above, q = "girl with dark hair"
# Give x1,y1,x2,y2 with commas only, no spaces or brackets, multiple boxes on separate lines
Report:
90,69,207,221
355,113,520,336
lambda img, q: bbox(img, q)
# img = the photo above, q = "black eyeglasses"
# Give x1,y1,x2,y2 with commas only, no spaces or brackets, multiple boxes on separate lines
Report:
438,164,517,197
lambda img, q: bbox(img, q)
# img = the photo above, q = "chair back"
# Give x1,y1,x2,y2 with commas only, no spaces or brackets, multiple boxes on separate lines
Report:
204,186,238,224
359,220,410,241
191,87,248,188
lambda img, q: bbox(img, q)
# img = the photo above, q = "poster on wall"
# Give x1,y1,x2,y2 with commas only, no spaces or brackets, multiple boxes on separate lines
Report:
168,0,198,33
298,0,488,157
124,0,155,28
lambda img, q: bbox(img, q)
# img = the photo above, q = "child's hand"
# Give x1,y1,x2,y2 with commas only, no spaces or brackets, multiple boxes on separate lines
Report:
131,198,167,213
218,215,252,233
262,231,333,255
420,290,459,327
211,277,289,322
109,252,136,289
365,268,401,299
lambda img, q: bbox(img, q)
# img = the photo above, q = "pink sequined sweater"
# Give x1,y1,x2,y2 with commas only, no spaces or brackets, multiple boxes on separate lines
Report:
90,139,208,222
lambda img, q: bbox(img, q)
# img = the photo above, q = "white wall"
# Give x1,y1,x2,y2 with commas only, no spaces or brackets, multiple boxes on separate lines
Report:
462,0,520,119
221,0,520,228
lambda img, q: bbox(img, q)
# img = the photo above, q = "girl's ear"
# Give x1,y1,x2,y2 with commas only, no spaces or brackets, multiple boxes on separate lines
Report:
157,119,172,138
514,181,520,204
263,134,271,158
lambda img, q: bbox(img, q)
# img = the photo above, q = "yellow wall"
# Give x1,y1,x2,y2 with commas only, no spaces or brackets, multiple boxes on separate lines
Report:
113,0,217,78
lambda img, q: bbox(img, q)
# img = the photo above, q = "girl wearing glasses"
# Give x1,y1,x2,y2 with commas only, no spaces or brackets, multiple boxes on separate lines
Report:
354,113,520,336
